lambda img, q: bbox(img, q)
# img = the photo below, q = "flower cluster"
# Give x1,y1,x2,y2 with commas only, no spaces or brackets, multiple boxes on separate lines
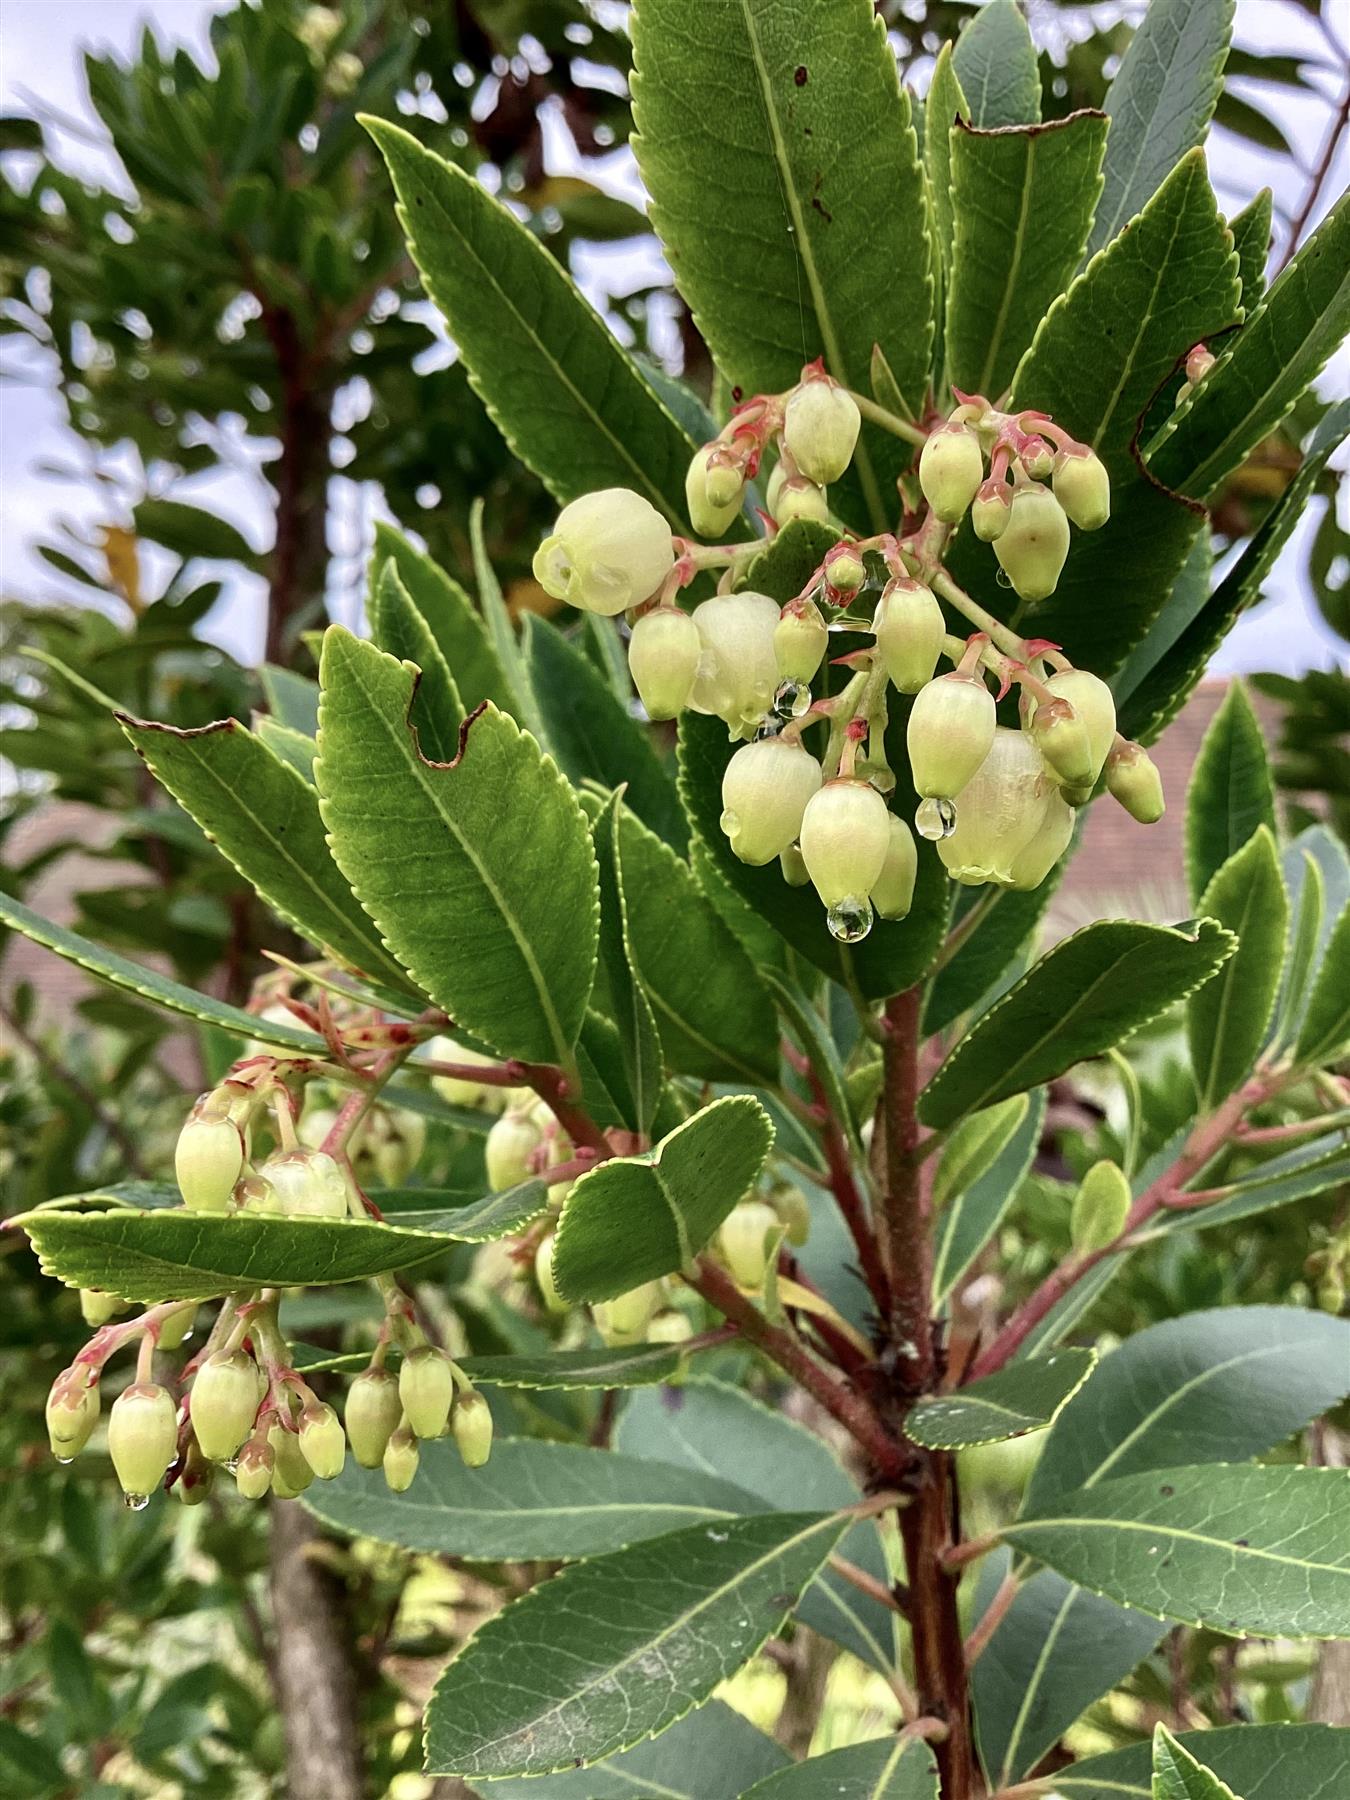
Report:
531,366,1163,943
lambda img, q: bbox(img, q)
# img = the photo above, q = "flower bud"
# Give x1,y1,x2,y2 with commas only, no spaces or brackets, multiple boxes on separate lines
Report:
298,1402,346,1480
399,1346,455,1440
298,5,342,55
1018,438,1055,481
971,480,1012,542
774,599,828,683
873,577,944,695
770,472,830,527
720,737,823,866
235,1433,274,1500
688,591,780,732
451,1390,494,1469
1106,740,1165,824
993,486,1071,602
345,1366,402,1468
191,1352,261,1462
593,1281,664,1346
685,447,744,538
253,1148,349,1219
646,1310,694,1346
1007,786,1075,890
719,1199,780,1288
823,545,866,596
532,488,675,616
1070,1160,1131,1253
1053,446,1110,530
46,1371,99,1461
485,1108,543,1191
425,1036,507,1110
774,1186,812,1248
81,1289,126,1328
919,422,985,523
175,1435,214,1506
326,50,363,97
800,779,892,908
268,1421,314,1499
157,1305,195,1351
938,728,1055,888
383,1426,419,1492
175,1107,245,1213
628,606,701,721
1042,670,1115,785
779,843,811,886
1027,697,1095,787
872,816,918,920
108,1383,178,1501
907,673,996,800
783,379,861,485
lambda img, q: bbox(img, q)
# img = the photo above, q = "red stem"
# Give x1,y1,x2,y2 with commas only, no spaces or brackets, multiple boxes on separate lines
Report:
808,1069,892,1318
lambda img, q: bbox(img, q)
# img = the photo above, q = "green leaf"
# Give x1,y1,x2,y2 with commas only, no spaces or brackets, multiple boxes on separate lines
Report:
1187,828,1288,1109
592,792,663,1134
1025,1306,1350,1511
1008,1464,1350,1637
363,118,698,527
909,1350,1094,1450
742,1736,938,1799
0,892,324,1052
920,920,1236,1130
1088,0,1234,254
630,0,933,528
132,497,256,564
1153,1724,1244,1800
316,627,599,1066
260,664,320,735
469,496,537,731
552,1096,773,1302
118,713,412,990
933,1088,1045,1304
1184,680,1276,904
946,111,1107,403
254,715,317,781
15,1206,453,1303
1295,901,1350,1066
933,1094,1028,1215
371,521,510,716
952,0,1041,128
923,872,1068,1037
924,44,968,283
367,558,463,758
1045,1724,1349,1800
1149,191,1350,499
422,1510,849,1778
372,1177,550,1242
1229,188,1273,312
459,1344,691,1391
525,615,686,851
763,969,863,1159
616,801,779,1086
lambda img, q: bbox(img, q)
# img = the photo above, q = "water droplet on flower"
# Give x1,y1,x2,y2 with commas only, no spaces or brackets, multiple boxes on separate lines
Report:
773,678,811,720
915,796,957,840
720,807,740,838
224,1458,240,1474
826,895,874,943
123,1491,151,1511
752,714,783,741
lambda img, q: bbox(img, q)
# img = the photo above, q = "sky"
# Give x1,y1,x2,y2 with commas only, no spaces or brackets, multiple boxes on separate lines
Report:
1,0,1347,674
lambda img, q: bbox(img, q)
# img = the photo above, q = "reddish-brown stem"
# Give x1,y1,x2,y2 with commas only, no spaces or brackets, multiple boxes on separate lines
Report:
880,988,933,1378
415,1055,526,1089
520,1063,613,1159
963,1570,1020,1667
808,1068,892,1318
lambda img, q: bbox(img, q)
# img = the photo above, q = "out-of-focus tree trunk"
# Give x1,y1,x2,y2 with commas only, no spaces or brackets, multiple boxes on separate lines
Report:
269,1499,364,1800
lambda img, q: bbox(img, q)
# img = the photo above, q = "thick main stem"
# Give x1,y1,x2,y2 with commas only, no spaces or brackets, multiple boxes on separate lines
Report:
265,310,332,667
268,1500,363,1800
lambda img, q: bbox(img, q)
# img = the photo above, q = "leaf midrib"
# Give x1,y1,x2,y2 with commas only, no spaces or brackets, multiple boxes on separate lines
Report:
973,137,1038,397
1012,1509,1350,1577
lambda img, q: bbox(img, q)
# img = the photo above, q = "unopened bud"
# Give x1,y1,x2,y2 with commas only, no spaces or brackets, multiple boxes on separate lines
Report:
533,488,675,616
971,480,1012,542
873,577,944,694
108,1383,178,1501
268,1421,314,1499
326,49,362,96
993,486,1071,602
919,422,985,523
628,606,701,721
823,545,866,595
937,728,1055,888
1106,740,1165,824
191,1352,261,1462
774,599,829,683
783,379,861,486
425,1036,511,1111
1070,1160,1131,1253
1018,438,1055,481
298,5,342,55
46,1371,99,1460
1042,670,1115,785
1007,786,1075,891
1185,345,1216,386
399,1347,454,1440
235,1433,275,1500
1028,697,1095,787
720,737,823,866
81,1289,126,1327
689,591,780,733
779,842,811,886
345,1366,402,1468
685,447,744,538
535,1232,568,1314
485,1108,543,1191
252,1149,349,1219
157,1305,195,1351
383,1426,419,1492
593,1281,664,1346
646,1310,695,1346
175,1435,214,1506
176,1106,245,1213
719,1199,780,1288
1052,446,1110,531
872,815,918,920
907,672,996,799
771,474,830,527
451,1390,493,1468
773,1186,812,1247
299,1402,346,1480
800,779,892,908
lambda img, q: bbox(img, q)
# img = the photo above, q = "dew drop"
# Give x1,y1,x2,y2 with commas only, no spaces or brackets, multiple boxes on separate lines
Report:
719,807,740,838
123,1491,151,1511
773,678,811,720
752,714,783,741
224,1457,240,1474
915,796,956,840
826,895,873,943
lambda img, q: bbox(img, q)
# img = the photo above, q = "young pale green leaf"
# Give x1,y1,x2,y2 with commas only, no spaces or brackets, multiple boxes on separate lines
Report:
260,664,320,736
370,1177,550,1243
592,792,663,1135
631,0,933,528
908,1349,1095,1450
616,801,778,1086
1025,1306,1350,1512
1047,1724,1349,1800
951,0,1040,128
423,1510,849,1779
1088,0,1235,253
924,44,967,283
920,919,1236,1130
552,1096,773,1302
1294,902,1350,1067
1229,188,1273,312
933,1089,1045,1303
1187,828,1288,1109
1149,190,1350,499
0,892,324,1053
253,715,316,782
363,119,698,527
118,714,412,991
1184,680,1276,904
367,559,464,759
525,615,686,851
1009,1464,1350,1637
933,1094,1028,1215
372,519,511,715
316,628,599,1067
946,111,1107,402
1152,1724,1243,1800
741,1736,938,1799
15,1206,453,1303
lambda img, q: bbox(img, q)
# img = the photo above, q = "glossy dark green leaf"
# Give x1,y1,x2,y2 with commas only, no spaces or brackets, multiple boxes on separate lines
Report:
908,1349,1094,1450
1229,188,1273,311
370,1177,549,1242
925,44,967,286
1187,828,1288,1109
742,1736,938,1799
1295,901,1350,1067
1047,1724,1348,1799
1184,679,1276,904
932,1088,1045,1304
1153,1724,1244,1800
592,791,663,1133
952,0,1040,128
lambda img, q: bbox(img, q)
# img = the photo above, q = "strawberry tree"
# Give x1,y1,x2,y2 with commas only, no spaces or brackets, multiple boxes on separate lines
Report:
7,1,1350,1795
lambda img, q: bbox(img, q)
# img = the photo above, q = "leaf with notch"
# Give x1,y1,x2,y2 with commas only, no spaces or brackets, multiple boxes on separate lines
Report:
592,791,663,1134
1184,679,1276,904
367,559,463,759
952,0,1040,128
1153,1726,1244,1800
1187,828,1287,1109
373,519,511,714
908,1349,1095,1449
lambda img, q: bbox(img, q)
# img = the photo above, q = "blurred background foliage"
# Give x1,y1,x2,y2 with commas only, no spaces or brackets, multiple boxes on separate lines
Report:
0,1,1347,1794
